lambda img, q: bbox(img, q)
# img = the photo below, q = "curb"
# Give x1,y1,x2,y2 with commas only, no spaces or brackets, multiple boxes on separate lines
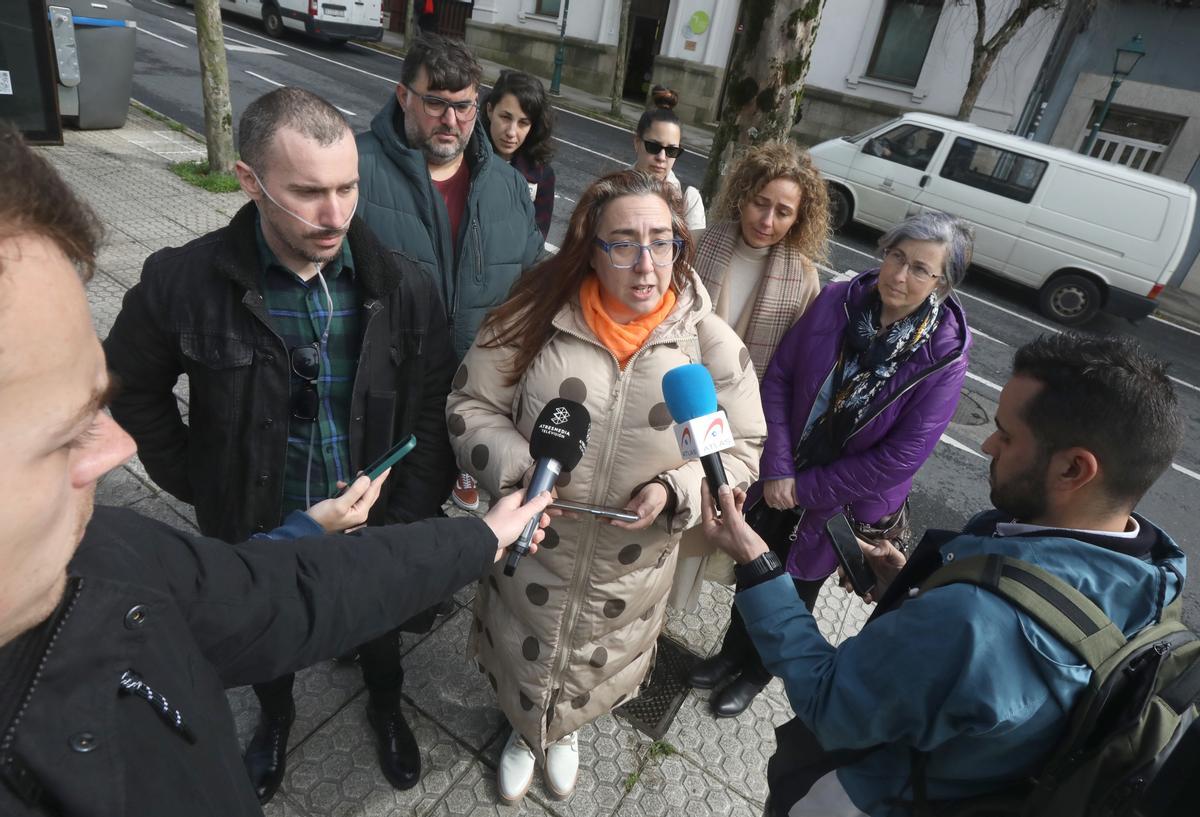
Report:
130,99,207,145
1151,307,1200,334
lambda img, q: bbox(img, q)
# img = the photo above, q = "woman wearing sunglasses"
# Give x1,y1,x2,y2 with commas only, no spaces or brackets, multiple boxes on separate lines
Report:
631,86,705,231
668,141,830,611
446,170,764,805
482,70,557,240
688,211,974,719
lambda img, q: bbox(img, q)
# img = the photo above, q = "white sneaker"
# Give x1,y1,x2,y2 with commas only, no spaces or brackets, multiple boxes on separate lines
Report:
544,731,579,799
497,729,535,804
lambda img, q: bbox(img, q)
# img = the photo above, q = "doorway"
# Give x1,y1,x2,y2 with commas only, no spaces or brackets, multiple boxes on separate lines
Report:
622,0,669,101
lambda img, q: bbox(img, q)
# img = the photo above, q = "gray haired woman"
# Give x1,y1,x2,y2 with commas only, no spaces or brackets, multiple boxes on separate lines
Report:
688,211,975,718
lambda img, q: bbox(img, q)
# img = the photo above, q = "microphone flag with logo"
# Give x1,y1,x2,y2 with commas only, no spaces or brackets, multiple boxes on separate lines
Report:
661,364,733,494
505,398,591,576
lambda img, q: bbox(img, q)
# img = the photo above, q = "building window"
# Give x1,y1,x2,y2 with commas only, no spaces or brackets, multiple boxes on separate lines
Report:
867,0,945,86
940,138,1047,204
1078,104,1182,174
863,124,945,171
535,0,562,16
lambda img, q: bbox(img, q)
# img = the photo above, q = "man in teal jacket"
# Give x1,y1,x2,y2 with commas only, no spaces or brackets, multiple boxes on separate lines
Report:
701,333,1186,817
357,33,543,512
356,33,543,362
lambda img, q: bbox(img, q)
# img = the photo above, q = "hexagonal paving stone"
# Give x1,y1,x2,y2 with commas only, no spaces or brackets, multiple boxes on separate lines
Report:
228,659,367,751
402,608,506,752
665,679,791,807
427,761,554,817
283,703,472,817
614,754,760,817
664,580,734,658
480,712,645,817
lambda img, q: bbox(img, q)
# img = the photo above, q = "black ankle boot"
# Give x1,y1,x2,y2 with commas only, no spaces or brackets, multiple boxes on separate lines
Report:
687,653,740,690
711,672,767,718
243,703,295,804
367,705,421,790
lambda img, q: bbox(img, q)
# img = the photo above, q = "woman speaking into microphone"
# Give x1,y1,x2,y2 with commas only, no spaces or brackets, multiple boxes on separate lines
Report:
446,170,765,805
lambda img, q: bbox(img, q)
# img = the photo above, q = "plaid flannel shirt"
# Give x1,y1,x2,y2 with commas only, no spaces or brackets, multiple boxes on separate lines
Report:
256,221,362,518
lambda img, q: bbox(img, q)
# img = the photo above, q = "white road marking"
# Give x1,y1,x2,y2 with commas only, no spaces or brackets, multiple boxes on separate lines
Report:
966,371,1003,392
941,434,986,459
245,70,283,87
1169,375,1200,394
191,16,402,84
551,136,626,165
831,238,876,260
1173,462,1200,481
1151,314,1200,338
968,326,1011,347
335,106,358,117
138,27,188,48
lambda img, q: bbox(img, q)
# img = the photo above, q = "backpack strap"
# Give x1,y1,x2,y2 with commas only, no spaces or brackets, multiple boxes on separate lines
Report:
919,554,1127,672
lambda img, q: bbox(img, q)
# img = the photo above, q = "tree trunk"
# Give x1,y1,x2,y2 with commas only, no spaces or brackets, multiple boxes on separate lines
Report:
609,0,634,117
955,0,1090,121
701,0,828,206
193,0,236,174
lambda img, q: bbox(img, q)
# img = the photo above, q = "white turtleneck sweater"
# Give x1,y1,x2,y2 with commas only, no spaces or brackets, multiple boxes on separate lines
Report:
723,234,771,331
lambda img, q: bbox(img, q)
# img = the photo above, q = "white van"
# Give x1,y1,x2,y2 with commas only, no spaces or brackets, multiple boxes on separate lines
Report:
809,113,1197,325
217,0,383,43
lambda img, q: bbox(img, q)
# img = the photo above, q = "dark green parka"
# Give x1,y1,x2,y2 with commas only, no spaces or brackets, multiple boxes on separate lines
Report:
356,95,545,359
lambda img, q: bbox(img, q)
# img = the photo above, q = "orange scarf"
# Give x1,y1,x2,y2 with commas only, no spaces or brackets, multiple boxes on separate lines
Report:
580,275,676,369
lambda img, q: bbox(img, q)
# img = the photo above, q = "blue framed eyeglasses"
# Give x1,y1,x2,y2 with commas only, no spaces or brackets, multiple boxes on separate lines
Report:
594,237,684,269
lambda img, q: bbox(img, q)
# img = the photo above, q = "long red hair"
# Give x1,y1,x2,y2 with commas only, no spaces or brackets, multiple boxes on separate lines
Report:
480,170,695,384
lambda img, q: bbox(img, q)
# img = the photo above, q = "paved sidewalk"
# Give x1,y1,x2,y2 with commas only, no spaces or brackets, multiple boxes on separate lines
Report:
40,107,871,817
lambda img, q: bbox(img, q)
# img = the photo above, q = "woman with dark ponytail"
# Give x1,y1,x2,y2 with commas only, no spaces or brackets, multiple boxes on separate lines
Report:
631,86,705,231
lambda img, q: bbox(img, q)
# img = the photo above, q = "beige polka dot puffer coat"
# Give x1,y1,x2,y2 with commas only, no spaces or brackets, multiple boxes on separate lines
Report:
446,270,766,757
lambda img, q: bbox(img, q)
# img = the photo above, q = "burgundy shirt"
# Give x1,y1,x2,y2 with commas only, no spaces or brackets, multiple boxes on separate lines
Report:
432,159,469,250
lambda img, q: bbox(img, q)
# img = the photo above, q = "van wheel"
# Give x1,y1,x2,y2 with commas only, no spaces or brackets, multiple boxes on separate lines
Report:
263,4,284,38
1038,274,1101,326
829,187,852,232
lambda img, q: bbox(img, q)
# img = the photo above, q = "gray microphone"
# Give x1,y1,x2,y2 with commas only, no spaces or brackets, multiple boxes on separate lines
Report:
505,398,591,576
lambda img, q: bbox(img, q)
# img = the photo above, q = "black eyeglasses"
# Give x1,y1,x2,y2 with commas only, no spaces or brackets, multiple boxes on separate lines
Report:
641,139,683,159
406,84,478,120
290,344,321,422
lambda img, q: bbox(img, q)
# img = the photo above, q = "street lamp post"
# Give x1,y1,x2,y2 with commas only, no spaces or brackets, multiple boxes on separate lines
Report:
549,0,572,96
1081,34,1147,157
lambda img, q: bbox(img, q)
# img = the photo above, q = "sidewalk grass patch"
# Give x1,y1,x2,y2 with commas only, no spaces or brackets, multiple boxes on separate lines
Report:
169,160,240,193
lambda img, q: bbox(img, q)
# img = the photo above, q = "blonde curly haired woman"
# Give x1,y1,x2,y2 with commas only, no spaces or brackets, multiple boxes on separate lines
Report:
670,141,831,612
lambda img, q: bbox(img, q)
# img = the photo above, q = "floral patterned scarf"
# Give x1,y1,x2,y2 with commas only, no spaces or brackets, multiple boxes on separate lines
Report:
795,288,941,467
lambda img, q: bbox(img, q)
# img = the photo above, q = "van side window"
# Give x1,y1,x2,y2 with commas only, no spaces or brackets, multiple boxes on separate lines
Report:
863,125,944,171
940,138,1048,203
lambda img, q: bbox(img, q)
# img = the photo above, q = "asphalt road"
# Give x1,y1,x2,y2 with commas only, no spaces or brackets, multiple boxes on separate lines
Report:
126,0,1200,626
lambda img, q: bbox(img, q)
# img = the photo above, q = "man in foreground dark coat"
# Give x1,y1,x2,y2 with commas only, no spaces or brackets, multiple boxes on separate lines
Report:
103,88,459,799
0,126,551,817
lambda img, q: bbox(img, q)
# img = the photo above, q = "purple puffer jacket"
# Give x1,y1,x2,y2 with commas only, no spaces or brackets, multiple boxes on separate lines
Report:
755,269,971,581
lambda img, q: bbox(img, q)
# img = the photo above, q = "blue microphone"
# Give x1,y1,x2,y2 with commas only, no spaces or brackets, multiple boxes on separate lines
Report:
662,364,731,495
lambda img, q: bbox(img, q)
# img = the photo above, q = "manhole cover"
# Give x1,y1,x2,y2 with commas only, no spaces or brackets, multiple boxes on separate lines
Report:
616,634,699,739
951,390,989,426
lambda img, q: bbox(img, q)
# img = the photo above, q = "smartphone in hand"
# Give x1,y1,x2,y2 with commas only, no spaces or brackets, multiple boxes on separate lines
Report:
826,513,876,597
334,434,417,497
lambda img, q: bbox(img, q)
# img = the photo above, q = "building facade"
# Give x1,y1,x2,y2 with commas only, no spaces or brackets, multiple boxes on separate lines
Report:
795,0,1060,145
1029,0,1200,298
464,0,740,126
